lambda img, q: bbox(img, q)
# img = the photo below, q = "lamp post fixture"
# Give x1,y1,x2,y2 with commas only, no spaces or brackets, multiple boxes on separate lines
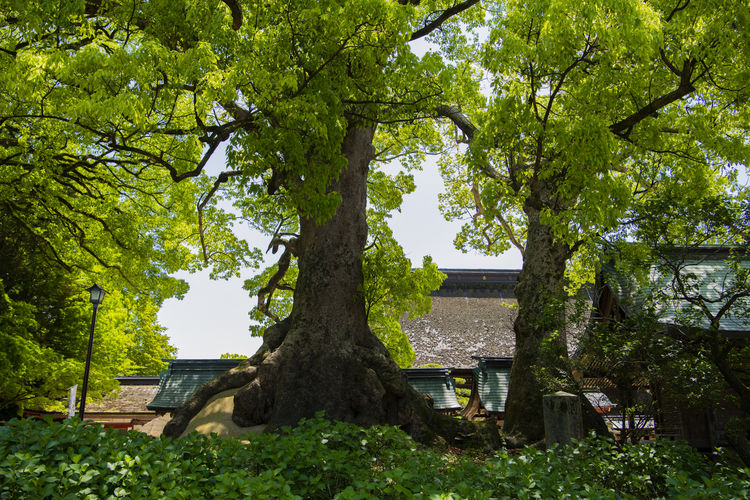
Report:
79,283,106,420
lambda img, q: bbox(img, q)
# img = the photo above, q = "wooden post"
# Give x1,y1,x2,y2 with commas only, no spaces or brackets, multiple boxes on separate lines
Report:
67,385,77,419
543,391,583,448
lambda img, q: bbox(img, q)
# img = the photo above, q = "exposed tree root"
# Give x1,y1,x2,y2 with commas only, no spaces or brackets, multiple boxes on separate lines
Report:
163,318,290,438
163,319,500,450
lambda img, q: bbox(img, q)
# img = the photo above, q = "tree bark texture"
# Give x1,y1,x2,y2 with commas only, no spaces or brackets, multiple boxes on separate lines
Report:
503,205,610,443
503,206,571,442
163,120,500,449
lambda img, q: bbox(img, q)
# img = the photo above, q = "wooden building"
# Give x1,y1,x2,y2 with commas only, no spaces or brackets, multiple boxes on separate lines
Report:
24,376,161,431
588,246,750,448
401,269,590,422
136,269,593,434
84,376,161,430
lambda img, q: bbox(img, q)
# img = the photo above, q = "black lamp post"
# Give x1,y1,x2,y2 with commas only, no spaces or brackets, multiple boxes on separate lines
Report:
79,283,106,420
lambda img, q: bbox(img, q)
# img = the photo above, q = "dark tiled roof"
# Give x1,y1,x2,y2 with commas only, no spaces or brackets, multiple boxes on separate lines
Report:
86,377,160,413
147,359,242,412
434,269,519,298
144,269,585,414
403,267,587,368
402,296,518,368
116,376,161,385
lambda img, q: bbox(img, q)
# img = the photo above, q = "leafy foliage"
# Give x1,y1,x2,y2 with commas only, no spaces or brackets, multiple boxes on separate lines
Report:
438,0,748,287
362,247,445,368
431,0,749,438
0,215,175,415
219,353,248,359
0,0,452,416
1,416,749,499
602,180,750,461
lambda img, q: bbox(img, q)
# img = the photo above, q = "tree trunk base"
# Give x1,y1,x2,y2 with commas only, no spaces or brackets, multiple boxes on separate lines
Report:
163,318,501,450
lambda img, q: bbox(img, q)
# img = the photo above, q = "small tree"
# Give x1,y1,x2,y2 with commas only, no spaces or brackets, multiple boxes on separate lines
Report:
0,214,176,415
653,246,750,465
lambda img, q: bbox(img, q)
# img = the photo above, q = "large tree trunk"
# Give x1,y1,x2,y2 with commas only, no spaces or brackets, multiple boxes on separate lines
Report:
503,205,610,444
163,120,500,449
503,206,570,442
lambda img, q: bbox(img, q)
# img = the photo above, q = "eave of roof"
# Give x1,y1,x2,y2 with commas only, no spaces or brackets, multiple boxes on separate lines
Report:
147,359,243,411
601,247,750,332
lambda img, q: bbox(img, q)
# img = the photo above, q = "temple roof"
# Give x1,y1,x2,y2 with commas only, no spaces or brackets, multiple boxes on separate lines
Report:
600,246,750,333
147,359,242,412
85,377,160,413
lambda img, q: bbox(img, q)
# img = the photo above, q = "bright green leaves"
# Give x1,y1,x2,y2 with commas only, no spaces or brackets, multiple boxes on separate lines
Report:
0,0,493,378
1,0,447,280
244,261,298,337
362,240,445,367
436,0,749,294
0,213,176,413
4,416,748,498
368,170,416,215
0,1,260,294
485,0,662,79
218,0,421,222
0,280,83,415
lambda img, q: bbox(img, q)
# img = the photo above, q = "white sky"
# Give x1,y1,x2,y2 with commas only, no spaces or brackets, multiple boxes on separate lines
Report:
158,154,522,359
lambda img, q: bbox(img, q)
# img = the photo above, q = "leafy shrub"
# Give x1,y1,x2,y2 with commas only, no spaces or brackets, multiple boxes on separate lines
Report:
452,377,470,408
485,436,750,499
1,417,748,499
0,417,294,499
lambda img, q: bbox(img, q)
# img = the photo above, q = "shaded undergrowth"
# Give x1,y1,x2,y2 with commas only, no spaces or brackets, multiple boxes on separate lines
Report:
1,415,748,499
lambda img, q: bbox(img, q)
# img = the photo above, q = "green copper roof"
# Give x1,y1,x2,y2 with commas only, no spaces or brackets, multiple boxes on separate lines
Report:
147,359,242,412
473,357,513,413
403,368,461,410
149,361,465,413
603,247,750,332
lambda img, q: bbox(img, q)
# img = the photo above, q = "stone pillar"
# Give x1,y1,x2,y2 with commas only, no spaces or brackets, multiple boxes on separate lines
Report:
543,391,583,448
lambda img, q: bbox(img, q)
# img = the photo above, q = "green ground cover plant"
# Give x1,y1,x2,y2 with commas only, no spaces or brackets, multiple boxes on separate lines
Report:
1,416,748,499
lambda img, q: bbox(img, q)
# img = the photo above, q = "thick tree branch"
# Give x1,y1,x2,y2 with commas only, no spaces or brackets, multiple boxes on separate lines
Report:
436,104,476,139
495,213,525,257
409,0,480,42
257,237,298,322
436,105,503,180
221,101,253,121
665,0,691,22
609,59,696,138
221,0,243,30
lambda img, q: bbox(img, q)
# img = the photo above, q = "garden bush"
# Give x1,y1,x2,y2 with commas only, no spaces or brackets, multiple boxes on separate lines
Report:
1,416,748,499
